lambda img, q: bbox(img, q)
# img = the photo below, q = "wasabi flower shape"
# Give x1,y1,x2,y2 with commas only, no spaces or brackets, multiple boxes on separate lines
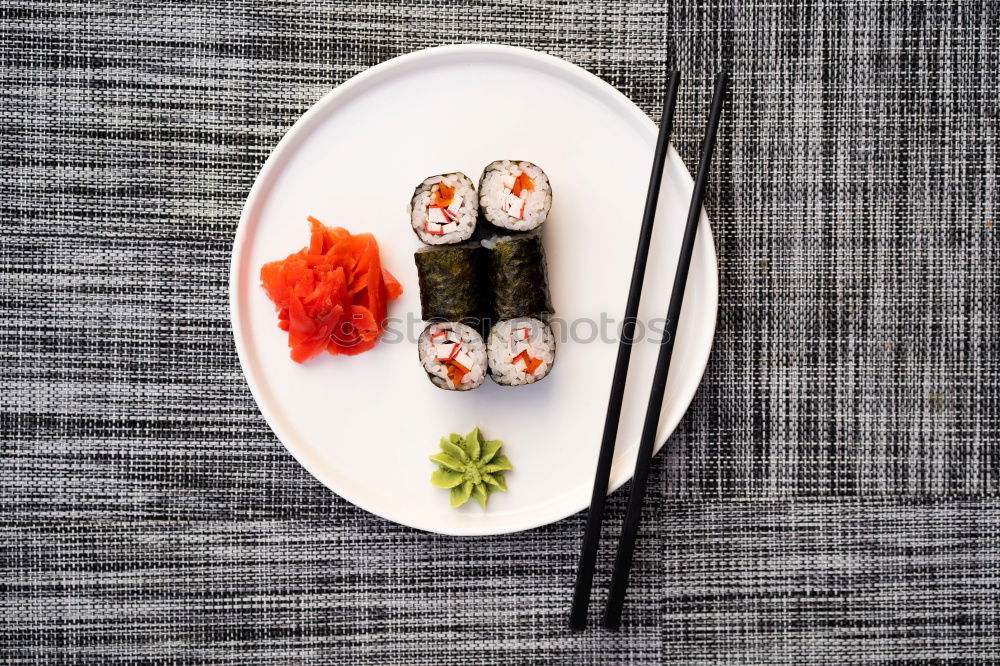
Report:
429,427,512,509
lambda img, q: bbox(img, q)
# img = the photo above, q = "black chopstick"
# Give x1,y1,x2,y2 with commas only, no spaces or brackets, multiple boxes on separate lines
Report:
570,71,681,631
603,71,729,630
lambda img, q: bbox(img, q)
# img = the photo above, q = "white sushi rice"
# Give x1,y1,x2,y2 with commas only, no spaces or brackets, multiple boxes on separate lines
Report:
479,233,515,250
479,160,552,232
418,322,487,391
408,172,478,245
486,317,555,386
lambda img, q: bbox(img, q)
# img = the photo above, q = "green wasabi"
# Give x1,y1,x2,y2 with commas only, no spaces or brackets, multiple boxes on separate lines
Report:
429,427,512,509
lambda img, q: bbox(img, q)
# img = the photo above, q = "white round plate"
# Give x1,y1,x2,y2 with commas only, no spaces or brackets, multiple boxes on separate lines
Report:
230,45,717,536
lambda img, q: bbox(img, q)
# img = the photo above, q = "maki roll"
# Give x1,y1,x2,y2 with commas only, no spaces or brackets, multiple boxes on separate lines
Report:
482,232,553,320
409,172,478,244
414,243,485,323
479,160,552,232
487,317,555,386
419,322,488,391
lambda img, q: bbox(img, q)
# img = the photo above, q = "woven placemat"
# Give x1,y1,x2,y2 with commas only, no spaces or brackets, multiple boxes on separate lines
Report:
2,1,997,663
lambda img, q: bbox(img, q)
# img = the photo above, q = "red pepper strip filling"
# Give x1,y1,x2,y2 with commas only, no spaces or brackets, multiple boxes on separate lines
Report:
511,172,535,198
432,183,455,207
446,360,470,386
512,349,543,374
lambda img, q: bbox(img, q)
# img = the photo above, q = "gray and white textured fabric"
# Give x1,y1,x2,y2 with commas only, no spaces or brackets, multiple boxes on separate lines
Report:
2,1,998,663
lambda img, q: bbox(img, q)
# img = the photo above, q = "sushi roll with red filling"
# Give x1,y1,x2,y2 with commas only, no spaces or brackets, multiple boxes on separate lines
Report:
409,172,478,244
418,322,488,391
478,160,552,232
486,317,555,386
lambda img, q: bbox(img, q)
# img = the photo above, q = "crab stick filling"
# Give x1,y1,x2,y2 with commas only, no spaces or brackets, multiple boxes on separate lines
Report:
432,328,475,386
509,326,543,374
499,172,534,220
425,183,464,235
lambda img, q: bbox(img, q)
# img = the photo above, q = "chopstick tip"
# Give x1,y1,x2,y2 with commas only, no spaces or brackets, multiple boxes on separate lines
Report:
715,70,730,93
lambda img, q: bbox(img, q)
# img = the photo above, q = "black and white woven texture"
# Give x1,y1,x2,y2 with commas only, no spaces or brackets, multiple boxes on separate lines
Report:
2,1,998,663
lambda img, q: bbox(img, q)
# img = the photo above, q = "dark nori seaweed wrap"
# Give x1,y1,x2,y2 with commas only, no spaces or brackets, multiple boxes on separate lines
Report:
414,243,486,323
483,232,554,320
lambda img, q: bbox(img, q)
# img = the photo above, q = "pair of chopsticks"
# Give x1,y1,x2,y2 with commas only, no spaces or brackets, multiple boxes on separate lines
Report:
571,71,729,631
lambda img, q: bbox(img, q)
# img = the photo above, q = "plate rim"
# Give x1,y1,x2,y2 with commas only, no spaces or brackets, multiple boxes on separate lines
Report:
229,44,718,536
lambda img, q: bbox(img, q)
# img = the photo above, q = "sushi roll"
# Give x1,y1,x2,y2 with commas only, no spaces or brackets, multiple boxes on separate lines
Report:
414,243,485,323
481,232,553,320
478,160,552,232
419,322,488,391
486,317,555,386
409,172,478,244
